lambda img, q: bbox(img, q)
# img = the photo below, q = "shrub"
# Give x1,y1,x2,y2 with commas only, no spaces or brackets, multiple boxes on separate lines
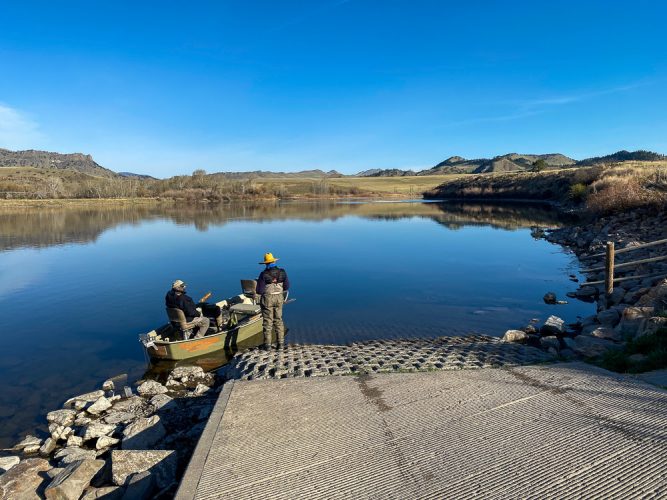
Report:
600,328,667,373
568,183,588,202
531,159,548,172
587,176,666,214
572,165,604,185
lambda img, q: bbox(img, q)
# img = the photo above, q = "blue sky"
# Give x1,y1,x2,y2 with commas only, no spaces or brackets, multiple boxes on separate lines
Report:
0,0,666,177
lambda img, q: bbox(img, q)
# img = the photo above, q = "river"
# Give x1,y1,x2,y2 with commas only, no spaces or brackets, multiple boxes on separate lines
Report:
0,200,594,447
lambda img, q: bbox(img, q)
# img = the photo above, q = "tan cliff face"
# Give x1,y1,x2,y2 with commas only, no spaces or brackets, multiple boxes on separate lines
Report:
0,148,114,177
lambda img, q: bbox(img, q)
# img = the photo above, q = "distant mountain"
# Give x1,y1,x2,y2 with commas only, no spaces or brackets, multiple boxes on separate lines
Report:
577,150,667,166
208,169,343,179
118,172,157,180
366,168,416,177
0,148,116,177
356,168,383,177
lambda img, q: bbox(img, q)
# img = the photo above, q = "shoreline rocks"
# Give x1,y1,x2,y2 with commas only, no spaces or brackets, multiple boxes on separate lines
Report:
3,363,219,499
504,208,667,362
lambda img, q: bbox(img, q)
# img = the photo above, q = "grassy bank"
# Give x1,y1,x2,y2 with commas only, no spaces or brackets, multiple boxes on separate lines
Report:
425,161,667,215
0,197,167,208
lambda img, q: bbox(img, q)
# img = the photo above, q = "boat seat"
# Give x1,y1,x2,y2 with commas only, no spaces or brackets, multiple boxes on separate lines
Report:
165,308,196,339
240,279,258,304
229,303,261,316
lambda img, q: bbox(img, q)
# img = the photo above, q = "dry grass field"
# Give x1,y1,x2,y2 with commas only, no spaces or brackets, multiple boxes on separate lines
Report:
248,174,462,197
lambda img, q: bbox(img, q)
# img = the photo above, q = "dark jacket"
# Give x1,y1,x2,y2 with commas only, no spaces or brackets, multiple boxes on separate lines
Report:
165,289,199,321
256,266,290,295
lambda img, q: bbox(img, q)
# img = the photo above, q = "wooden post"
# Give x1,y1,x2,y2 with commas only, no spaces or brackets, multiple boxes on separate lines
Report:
605,241,615,308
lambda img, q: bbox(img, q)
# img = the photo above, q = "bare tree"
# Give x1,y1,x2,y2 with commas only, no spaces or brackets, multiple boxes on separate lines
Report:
43,176,64,198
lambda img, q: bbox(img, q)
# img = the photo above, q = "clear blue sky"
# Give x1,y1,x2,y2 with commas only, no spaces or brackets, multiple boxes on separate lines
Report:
0,1,666,177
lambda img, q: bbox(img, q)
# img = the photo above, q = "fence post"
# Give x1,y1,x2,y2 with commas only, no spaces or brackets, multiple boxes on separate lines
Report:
605,241,615,308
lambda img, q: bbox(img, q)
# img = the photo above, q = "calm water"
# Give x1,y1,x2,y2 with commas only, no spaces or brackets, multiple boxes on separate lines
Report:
0,200,592,447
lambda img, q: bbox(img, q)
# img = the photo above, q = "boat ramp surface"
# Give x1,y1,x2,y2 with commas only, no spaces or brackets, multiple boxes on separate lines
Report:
177,359,667,499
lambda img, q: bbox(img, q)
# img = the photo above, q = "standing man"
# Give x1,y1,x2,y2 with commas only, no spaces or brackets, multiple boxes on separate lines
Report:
165,280,210,339
256,253,290,349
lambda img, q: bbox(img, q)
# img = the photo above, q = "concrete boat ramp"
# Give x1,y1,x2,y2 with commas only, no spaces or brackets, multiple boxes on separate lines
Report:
176,340,667,499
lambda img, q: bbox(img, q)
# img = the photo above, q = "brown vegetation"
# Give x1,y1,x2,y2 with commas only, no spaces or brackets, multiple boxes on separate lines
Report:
0,166,452,202
586,163,667,214
425,161,667,215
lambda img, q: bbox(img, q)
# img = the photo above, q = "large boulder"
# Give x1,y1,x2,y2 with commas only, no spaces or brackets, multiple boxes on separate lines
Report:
137,380,168,398
541,316,565,335
13,435,42,452
608,287,627,306
46,409,77,427
86,396,112,416
81,485,124,499
44,459,105,500
543,292,557,305
63,390,105,410
123,471,154,498
169,366,205,380
111,396,153,419
638,317,667,338
121,415,166,450
0,456,20,474
149,394,173,410
636,278,667,309
54,447,97,466
588,326,623,342
193,384,211,396
615,307,654,338
502,330,527,343
168,366,215,388
597,308,621,328
571,335,620,358
103,411,137,426
95,436,120,450
83,423,116,441
66,435,83,448
111,450,176,490
0,458,51,499
39,438,57,457
540,336,560,351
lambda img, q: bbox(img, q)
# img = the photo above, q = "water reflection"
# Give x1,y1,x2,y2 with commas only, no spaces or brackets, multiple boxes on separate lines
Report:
0,200,588,448
0,200,573,250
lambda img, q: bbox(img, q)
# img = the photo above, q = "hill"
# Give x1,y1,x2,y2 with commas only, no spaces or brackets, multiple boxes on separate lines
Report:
359,153,576,177
118,172,157,180
577,150,667,166
423,153,576,175
0,149,116,177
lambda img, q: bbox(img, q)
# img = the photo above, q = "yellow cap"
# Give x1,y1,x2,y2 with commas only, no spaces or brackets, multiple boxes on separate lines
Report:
259,252,279,264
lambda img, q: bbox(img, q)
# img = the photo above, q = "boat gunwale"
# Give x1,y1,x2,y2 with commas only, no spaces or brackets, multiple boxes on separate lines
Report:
152,315,262,346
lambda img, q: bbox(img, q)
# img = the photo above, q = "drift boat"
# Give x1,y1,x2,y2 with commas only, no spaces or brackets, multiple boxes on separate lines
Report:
139,285,265,362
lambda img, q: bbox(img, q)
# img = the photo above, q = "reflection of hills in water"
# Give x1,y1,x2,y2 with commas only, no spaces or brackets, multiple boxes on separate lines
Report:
0,201,575,251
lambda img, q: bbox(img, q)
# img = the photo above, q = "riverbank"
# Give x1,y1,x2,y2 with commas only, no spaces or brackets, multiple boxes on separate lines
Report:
497,206,667,370
425,162,667,216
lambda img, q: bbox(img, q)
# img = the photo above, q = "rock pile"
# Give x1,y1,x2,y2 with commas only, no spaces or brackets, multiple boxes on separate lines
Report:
504,208,667,361
0,366,219,499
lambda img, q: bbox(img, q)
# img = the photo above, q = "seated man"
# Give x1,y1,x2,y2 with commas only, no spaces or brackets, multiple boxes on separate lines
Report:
165,279,211,339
